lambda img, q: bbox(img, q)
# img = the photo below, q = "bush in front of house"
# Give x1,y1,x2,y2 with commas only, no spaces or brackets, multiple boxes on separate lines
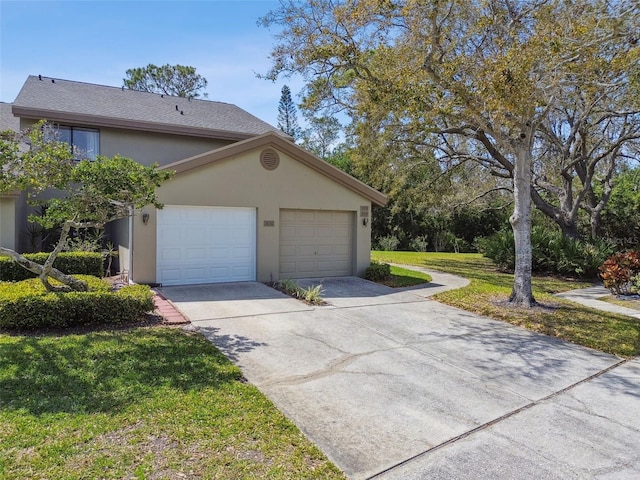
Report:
365,261,391,282
0,252,104,281
0,276,154,330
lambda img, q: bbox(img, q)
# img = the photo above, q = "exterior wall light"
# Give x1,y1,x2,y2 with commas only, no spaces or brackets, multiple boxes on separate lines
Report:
363,217,369,226
142,213,150,225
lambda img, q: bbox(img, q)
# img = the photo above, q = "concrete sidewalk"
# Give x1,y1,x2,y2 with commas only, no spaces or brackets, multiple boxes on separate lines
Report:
161,279,640,479
384,263,640,320
555,284,640,319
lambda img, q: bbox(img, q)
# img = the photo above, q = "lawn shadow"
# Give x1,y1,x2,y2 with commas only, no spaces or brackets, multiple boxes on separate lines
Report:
0,328,242,416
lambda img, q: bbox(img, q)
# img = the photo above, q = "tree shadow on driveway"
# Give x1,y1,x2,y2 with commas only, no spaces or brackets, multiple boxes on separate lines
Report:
197,326,268,363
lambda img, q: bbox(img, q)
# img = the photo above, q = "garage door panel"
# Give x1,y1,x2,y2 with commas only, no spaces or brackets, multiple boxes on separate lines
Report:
317,259,336,270
295,245,315,256
316,245,335,255
279,209,354,279
184,248,206,260
295,211,316,223
159,268,181,282
232,247,253,259
280,210,297,223
209,247,230,259
159,229,182,245
280,244,297,256
158,248,182,262
334,225,350,236
233,228,253,242
316,225,334,237
280,226,297,240
209,229,231,244
185,267,207,280
333,243,349,254
161,208,182,223
314,211,334,222
157,206,256,286
232,265,253,278
280,261,296,275
297,225,316,237
334,211,350,221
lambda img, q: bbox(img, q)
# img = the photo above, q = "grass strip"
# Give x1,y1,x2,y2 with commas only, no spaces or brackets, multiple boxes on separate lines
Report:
378,265,432,288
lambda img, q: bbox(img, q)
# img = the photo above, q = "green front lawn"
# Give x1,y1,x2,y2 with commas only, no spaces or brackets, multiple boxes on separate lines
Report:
373,251,640,358
0,328,345,479
378,265,432,288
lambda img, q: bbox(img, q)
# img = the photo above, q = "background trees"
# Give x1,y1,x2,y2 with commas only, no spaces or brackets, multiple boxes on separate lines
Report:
0,123,172,291
299,114,341,159
277,85,302,140
262,0,639,306
123,64,208,98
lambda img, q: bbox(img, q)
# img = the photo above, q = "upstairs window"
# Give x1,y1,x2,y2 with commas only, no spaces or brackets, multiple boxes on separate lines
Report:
51,125,100,160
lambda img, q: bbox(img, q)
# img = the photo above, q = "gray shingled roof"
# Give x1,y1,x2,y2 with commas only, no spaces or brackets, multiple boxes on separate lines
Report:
0,102,20,132
12,75,282,140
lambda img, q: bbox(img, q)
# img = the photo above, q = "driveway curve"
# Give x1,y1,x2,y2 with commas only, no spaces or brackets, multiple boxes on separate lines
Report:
160,277,640,480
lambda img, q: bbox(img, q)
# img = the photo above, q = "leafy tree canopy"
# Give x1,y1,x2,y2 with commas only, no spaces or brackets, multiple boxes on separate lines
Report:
300,114,341,159
123,64,208,98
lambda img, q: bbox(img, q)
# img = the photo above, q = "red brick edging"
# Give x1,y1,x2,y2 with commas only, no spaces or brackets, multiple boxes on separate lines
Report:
152,290,190,325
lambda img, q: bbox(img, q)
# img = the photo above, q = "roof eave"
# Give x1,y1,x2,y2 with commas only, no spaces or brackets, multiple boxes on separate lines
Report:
11,106,256,141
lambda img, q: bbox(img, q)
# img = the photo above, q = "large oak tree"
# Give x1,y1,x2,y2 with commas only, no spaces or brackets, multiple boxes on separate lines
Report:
262,0,640,306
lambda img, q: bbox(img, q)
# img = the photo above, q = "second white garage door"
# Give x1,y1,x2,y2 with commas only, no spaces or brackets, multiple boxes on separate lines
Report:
280,209,353,278
157,206,256,286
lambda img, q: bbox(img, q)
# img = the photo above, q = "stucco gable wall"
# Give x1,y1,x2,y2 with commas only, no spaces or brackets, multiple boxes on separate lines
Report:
159,148,369,207
132,147,373,283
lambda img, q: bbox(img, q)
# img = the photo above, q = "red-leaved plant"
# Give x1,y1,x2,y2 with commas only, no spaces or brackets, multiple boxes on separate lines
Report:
599,251,640,295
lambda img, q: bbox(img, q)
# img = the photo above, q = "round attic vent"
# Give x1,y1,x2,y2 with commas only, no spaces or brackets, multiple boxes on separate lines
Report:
260,149,280,170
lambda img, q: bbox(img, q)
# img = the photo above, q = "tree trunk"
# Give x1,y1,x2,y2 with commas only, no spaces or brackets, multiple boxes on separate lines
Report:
530,189,581,240
559,220,580,241
0,247,88,291
509,142,536,307
589,210,601,239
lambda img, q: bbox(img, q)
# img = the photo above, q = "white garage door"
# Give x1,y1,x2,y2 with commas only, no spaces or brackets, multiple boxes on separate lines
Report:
157,206,256,286
280,209,353,279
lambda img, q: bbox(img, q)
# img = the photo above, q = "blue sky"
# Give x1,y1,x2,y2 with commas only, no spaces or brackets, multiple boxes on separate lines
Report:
0,0,304,127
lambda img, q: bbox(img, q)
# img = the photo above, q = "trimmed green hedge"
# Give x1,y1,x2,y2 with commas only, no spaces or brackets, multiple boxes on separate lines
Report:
0,276,155,330
0,252,104,281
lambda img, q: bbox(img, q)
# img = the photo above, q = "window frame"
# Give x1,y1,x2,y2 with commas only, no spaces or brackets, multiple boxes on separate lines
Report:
51,124,100,161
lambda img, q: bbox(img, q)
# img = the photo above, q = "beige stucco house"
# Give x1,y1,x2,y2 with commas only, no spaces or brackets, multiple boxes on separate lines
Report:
1,75,386,285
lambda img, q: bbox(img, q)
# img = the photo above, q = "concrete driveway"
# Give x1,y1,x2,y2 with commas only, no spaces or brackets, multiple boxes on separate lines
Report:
159,278,640,479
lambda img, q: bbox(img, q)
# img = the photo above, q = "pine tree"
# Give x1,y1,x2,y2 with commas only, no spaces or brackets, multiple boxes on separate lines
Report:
124,64,208,98
277,85,301,140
